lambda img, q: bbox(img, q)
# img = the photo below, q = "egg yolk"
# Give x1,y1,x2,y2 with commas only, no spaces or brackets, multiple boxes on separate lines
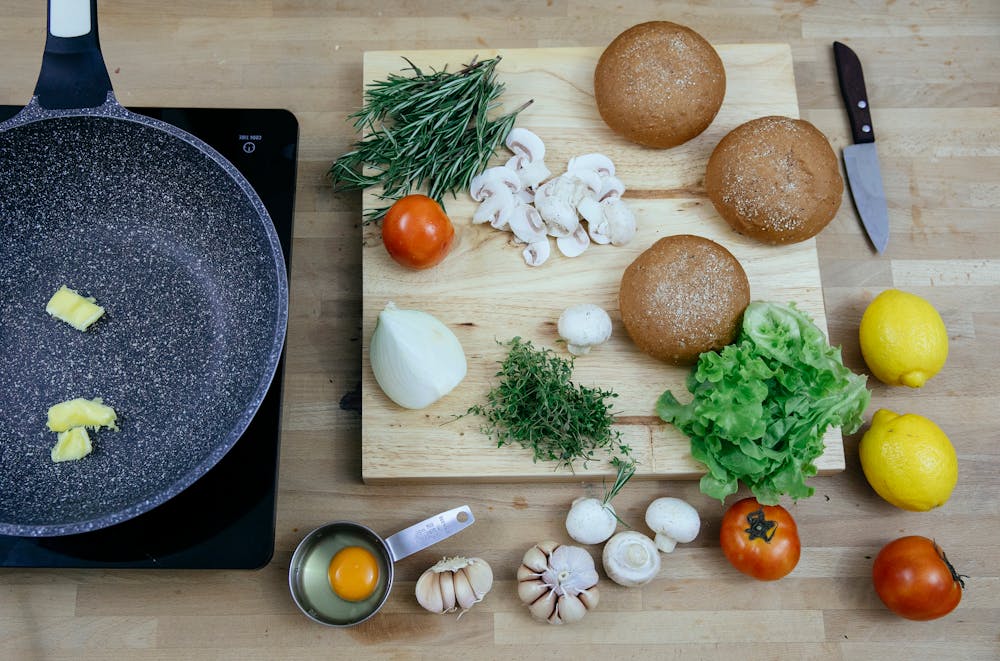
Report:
327,545,379,602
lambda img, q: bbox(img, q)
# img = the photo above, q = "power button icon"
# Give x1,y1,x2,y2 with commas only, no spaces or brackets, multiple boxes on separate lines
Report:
243,141,256,154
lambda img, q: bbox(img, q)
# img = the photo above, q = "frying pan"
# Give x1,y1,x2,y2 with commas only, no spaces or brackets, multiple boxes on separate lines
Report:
0,1,288,536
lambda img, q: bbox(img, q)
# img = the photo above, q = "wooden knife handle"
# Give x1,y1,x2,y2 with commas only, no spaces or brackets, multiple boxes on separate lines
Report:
833,41,875,144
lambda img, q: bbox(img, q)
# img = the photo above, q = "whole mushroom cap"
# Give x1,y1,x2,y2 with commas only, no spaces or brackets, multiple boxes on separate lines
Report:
645,497,701,552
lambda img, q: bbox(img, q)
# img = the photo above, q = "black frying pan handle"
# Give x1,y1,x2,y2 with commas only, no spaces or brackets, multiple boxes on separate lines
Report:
34,0,114,110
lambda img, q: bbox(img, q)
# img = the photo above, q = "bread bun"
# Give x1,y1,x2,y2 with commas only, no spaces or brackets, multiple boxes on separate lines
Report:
619,235,749,365
706,115,844,244
594,21,726,149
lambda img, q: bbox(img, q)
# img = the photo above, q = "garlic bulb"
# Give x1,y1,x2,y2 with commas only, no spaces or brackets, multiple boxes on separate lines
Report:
516,541,600,624
369,301,467,409
415,556,494,616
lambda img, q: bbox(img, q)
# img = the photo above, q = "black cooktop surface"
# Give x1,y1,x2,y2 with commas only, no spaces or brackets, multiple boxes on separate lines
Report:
0,105,297,569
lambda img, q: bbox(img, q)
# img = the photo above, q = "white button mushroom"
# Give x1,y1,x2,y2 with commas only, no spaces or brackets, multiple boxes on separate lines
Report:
565,495,618,545
602,531,661,588
645,497,702,553
557,304,612,355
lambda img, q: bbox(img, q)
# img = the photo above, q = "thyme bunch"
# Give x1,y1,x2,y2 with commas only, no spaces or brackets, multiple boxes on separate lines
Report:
330,55,530,223
466,337,632,472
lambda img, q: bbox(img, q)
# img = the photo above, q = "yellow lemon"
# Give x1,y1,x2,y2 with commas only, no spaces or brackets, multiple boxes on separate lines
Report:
859,289,948,387
859,409,958,511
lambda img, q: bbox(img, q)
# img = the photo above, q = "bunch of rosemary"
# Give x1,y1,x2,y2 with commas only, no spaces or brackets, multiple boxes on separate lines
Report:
330,55,529,223
466,337,632,472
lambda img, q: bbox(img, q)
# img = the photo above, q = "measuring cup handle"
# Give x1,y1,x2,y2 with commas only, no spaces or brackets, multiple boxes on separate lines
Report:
384,505,475,563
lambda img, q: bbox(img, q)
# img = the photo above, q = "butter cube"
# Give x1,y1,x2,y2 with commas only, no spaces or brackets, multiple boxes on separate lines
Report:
46,285,105,331
47,398,118,432
51,427,93,462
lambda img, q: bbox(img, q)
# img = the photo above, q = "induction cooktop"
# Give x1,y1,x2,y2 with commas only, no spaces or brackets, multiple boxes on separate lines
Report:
0,105,298,569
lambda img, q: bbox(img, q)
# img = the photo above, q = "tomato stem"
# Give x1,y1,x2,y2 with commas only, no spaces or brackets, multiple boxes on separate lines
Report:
934,540,968,589
744,508,777,543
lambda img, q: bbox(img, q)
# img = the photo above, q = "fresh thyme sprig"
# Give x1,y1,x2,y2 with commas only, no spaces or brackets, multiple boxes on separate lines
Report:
330,55,531,223
465,337,632,472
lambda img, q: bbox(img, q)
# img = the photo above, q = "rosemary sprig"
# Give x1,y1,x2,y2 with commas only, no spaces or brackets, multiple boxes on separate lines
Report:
603,456,637,506
465,337,631,472
330,55,530,223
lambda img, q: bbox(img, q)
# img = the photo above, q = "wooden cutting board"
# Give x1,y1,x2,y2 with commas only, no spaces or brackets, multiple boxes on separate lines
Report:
360,44,845,483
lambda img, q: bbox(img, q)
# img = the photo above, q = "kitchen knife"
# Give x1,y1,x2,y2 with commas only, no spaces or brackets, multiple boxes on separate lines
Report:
833,41,890,253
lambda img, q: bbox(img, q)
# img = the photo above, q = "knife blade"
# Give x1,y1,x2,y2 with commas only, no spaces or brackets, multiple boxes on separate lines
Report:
833,41,890,253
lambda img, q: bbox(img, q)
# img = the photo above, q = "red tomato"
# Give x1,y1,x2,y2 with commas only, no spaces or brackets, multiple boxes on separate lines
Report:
381,194,455,269
872,536,964,621
720,497,801,581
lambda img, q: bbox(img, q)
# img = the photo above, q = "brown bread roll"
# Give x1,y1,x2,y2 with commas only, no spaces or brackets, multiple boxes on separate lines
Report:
619,235,750,365
705,115,844,244
594,21,726,149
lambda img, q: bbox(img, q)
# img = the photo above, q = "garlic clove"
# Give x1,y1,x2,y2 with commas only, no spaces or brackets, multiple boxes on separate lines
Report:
465,559,494,597
555,593,588,624
453,570,476,610
438,571,456,611
528,588,559,623
415,571,445,614
579,587,599,610
517,578,549,606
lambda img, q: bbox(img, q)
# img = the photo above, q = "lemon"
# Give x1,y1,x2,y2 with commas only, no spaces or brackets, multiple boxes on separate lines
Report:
859,409,958,511
859,289,948,387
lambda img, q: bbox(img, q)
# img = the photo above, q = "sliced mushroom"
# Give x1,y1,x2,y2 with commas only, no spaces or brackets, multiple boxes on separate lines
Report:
598,175,626,201
601,198,637,245
567,170,602,200
556,224,590,257
506,127,546,163
473,187,516,228
534,180,580,237
523,239,551,267
576,200,609,246
469,166,521,202
508,203,547,244
515,158,552,190
567,153,615,178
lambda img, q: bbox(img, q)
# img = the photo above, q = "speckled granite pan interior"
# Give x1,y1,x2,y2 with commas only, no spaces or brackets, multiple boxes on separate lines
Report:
0,105,288,536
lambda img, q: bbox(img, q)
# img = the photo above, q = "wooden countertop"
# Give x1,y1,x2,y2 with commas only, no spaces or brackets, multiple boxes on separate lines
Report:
2,2,997,659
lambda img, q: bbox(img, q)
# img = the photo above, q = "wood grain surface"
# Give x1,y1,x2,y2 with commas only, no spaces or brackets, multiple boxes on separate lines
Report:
360,44,847,483
2,1,999,660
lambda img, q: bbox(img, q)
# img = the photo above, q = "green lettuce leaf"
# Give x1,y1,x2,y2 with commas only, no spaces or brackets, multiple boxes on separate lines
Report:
656,301,870,504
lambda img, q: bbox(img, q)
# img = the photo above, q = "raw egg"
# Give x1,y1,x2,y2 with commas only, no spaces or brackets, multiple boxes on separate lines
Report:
328,545,380,602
